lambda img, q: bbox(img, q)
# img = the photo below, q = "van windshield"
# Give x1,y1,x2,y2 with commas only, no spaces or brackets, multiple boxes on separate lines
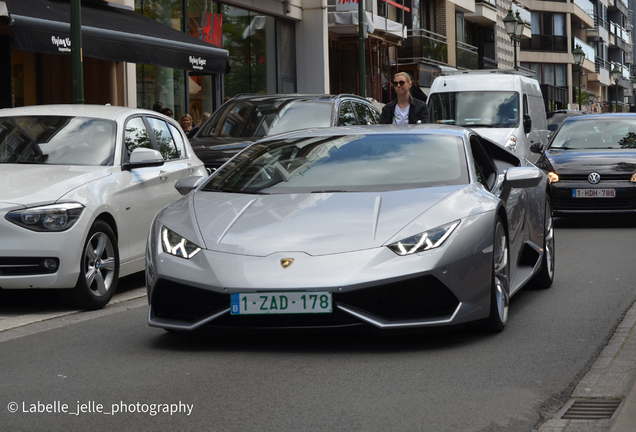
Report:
428,92,520,128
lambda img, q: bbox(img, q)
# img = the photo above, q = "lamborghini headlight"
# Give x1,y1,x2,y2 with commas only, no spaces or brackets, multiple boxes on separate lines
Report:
161,226,202,259
504,135,518,152
387,221,460,256
5,203,84,232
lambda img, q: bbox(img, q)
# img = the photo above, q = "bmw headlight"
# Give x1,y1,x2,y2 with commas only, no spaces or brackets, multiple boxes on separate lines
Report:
161,226,202,259
504,135,518,152
387,221,460,256
5,203,84,232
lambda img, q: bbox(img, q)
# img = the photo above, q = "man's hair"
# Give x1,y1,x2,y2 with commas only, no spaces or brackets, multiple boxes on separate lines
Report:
152,101,163,112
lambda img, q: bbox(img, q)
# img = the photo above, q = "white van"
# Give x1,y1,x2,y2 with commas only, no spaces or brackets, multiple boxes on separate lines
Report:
427,70,548,162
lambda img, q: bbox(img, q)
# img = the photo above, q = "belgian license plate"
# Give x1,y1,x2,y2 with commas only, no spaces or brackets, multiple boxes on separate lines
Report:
230,292,332,315
572,189,615,198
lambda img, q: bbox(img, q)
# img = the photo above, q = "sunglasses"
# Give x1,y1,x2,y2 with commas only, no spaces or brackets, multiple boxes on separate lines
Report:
393,80,407,87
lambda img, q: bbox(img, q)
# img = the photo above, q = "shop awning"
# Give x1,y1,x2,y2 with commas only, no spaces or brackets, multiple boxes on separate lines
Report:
2,0,229,74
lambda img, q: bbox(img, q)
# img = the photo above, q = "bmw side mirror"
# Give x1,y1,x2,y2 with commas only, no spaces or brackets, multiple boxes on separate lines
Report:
523,114,532,134
122,148,164,171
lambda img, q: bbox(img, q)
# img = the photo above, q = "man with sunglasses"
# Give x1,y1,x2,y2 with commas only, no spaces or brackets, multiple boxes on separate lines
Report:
380,72,429,125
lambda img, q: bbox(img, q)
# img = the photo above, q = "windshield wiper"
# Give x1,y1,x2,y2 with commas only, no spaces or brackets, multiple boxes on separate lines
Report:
464,124,497,128
311,190,349,193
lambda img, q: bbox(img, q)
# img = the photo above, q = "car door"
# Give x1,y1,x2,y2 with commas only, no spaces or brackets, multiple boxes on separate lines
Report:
121,116,189,265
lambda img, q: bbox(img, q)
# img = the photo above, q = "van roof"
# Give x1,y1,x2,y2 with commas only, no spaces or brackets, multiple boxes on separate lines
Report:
430,72,541,93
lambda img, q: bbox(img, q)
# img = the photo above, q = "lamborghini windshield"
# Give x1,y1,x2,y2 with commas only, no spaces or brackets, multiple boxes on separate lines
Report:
203,133,470,194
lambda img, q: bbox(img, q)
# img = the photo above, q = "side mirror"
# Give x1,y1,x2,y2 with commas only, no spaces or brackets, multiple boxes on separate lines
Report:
505,166,542,188
122,148,164,171
523,114,532,134
530,142,544,154
174,176,205,196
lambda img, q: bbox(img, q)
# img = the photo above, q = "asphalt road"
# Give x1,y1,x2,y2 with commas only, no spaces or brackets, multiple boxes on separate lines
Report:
1,215,636,432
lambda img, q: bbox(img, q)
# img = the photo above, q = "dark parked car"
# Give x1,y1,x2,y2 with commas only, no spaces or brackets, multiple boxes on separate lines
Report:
546,109,588,133
189,94,381,170
534,113,636,214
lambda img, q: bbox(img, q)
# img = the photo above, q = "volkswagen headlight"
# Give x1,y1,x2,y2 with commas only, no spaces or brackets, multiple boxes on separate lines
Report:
548,172,560,183
161,226,202,259
5,203,84,232
387,221,460,256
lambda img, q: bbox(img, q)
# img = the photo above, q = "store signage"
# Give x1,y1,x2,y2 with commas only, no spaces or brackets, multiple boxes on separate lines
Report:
189,56,208,70
51,36,72,53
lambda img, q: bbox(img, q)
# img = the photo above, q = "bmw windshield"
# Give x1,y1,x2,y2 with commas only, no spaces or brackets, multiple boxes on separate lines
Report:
203,134,470,194
429,92,520,128
0,116,116,165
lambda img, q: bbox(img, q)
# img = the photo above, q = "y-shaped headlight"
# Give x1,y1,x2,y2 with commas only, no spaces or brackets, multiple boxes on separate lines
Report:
387,221,460,256
161,226,202,259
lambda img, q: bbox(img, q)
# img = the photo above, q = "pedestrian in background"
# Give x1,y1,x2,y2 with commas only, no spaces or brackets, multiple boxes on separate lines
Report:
380,72,429,125
152,101,163,113
188,112,210,139
180,113,193,135
161,107,173,118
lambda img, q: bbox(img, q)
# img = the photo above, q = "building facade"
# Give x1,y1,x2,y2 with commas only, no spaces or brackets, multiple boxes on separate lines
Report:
2,0,632,117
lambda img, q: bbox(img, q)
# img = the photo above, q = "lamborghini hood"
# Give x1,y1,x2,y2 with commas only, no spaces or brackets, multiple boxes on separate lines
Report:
189,185,469,256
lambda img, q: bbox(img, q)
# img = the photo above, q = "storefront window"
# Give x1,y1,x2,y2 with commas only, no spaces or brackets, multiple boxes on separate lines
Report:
187,0,221,125
136,65,186,119
222,5,277,97
135,0,183,31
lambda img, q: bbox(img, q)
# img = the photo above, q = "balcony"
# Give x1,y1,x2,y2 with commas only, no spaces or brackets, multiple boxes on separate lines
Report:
573,37,596,72
456,41,478,70
398,29,448,65
464,0,497,26
520,35,567,52
572,0,595,27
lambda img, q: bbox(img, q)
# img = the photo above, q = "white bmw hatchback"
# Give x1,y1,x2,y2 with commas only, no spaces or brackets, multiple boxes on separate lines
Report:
0,105,207,309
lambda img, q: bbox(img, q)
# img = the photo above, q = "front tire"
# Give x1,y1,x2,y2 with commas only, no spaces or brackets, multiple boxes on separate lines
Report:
484,217,510,333
59,220,119,310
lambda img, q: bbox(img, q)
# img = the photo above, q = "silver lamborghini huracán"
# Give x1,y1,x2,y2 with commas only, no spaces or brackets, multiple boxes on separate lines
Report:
146,125,554,334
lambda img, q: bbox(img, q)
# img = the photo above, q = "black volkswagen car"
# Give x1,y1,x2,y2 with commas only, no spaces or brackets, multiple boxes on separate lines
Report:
189,94,381,171
534,113,636,214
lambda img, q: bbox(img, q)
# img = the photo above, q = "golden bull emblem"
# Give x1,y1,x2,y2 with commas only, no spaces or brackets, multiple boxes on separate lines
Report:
280,258,294,269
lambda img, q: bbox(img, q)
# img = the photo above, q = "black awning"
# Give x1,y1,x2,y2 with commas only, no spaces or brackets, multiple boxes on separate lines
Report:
4,0,229,74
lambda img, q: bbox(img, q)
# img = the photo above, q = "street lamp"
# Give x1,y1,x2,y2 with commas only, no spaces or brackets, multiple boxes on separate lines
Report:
572,45,585,110
503,9,524,69
611,65,622,113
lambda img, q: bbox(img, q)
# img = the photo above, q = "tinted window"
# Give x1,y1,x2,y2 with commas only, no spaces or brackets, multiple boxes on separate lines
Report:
124,117,153,158
429,92,520,128
147,117,180,160
203,134,469,194
353,102,377,125
168,124,187,159
338,101,357,126
201,99,334,139
0,116,116,166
